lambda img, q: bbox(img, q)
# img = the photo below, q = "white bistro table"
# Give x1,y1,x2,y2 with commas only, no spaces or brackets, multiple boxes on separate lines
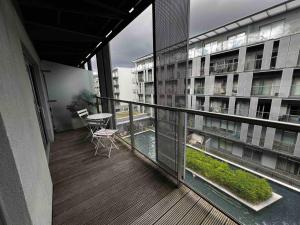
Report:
87,113,112,121
87,113,112,128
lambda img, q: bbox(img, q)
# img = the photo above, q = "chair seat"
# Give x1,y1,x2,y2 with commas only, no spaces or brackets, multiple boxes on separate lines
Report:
93,129,118,137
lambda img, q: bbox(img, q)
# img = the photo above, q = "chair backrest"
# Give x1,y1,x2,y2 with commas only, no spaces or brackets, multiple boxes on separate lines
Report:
77,109,89,118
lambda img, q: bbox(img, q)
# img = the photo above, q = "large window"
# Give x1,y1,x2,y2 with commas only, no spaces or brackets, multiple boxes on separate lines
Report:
259,20,284,40
242,148,262,163
204,41,218,54
228,32,246,48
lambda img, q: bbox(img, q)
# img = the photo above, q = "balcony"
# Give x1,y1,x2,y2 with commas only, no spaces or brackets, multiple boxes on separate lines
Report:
251,85,280,96
273,140,295,154
51,129,238,225
194,86,204,95
210,61,238,74
214,86,227,95
290,84,300,96
209,107,228,114
279,114,300,124
5,1,300,225
256,111,270,119
244,58,262,71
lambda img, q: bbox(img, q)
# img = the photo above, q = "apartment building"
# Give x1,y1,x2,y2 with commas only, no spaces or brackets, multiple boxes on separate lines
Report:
112,67,136,111
132,55,155,114
133,3,300,185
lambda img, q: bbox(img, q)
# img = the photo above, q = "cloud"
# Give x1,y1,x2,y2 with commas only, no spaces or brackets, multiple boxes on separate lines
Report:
110,0,285,68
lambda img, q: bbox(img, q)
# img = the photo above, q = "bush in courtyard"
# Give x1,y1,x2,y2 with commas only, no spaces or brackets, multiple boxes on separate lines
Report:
186,147,272,204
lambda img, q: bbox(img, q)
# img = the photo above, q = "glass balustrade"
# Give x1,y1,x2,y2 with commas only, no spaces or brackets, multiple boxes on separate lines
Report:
96,97,300,225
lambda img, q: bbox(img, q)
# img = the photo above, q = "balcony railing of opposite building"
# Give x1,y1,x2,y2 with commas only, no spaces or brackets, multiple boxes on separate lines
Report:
189,29,295,59
202,125,241,140
279,114,300,124
196,104,205,111
273,140,295,154
244,58,262,71
194,86,204,94
209,61,238,74
290,84,300,96
256,111,270,119
251,85,280,96
235,109,249,117
214,86,227,95
209,106,228,114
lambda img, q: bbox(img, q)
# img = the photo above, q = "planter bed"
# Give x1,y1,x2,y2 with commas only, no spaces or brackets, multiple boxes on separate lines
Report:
186,147,282,211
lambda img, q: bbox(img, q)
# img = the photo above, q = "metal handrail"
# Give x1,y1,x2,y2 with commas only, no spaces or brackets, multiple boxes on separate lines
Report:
210,61,238,74
96,96,300,132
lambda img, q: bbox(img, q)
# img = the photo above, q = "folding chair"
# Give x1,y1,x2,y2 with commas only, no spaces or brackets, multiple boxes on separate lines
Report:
93,129,119,158
77,109,101,140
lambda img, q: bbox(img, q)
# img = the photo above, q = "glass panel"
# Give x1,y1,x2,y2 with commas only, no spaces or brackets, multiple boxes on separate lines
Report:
131,104,156,161
114,101,131,143
184,112,300,225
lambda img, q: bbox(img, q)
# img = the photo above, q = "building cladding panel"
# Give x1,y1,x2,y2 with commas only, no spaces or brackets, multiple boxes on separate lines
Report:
153,0,189,174
134,5,300,186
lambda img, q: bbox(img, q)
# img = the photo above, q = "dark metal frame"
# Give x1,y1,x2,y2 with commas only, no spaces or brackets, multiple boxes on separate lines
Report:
97,96,300,132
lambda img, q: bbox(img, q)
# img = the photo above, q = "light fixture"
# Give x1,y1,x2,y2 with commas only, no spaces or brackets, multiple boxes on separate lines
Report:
86,53,91,59
105,30,112,38
129,7,134,13
96,42,102,48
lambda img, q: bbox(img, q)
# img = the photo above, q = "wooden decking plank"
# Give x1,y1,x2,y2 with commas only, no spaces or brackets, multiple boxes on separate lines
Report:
106,178,175,225
50,129,234,225
154,191,200,225
225,218,239,225
53,155,147,205
130,187,189,225
83,172,173,225
177,197,213,225
53,163,151,217
201,208,228,225
53,169,157,225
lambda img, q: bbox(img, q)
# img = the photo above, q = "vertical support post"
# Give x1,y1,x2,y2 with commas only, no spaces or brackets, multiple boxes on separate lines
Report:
177,111,186,183
152,0,159,163
129,103,135,151
87,59,92,71
96,43,115,127
95,97,100,113
109,99,116,129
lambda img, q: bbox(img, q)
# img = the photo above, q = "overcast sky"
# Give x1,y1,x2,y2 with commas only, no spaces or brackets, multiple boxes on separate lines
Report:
110,0,285,68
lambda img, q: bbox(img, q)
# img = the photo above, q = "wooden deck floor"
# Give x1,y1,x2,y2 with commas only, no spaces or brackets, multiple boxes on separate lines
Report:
50,129,237,225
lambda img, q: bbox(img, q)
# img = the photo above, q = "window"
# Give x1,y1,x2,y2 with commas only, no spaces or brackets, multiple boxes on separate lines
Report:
297,50,300,66
219,138,233,153
259,21,284,40
276,157,300,176
204,41,217,54
148,69,152,81
243,148,262,163
228,32,246,49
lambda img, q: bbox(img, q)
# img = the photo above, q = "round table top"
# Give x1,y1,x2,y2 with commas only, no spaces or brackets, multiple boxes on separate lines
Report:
87,113,112,120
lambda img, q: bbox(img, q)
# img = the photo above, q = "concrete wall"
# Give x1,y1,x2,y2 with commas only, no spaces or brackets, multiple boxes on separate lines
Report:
114,67,136,107
0,0,53,224
42,60,94,132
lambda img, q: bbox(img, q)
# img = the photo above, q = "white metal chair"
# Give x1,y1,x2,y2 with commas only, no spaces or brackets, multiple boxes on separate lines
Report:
77,109,101,140
93,129,119,158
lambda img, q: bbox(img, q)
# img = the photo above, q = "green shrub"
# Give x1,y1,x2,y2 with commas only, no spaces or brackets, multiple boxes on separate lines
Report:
186,147,272,204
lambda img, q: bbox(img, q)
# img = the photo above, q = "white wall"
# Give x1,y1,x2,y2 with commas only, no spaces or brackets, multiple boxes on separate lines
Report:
0,0,53,224
42,60,94,132
116,67,136,101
